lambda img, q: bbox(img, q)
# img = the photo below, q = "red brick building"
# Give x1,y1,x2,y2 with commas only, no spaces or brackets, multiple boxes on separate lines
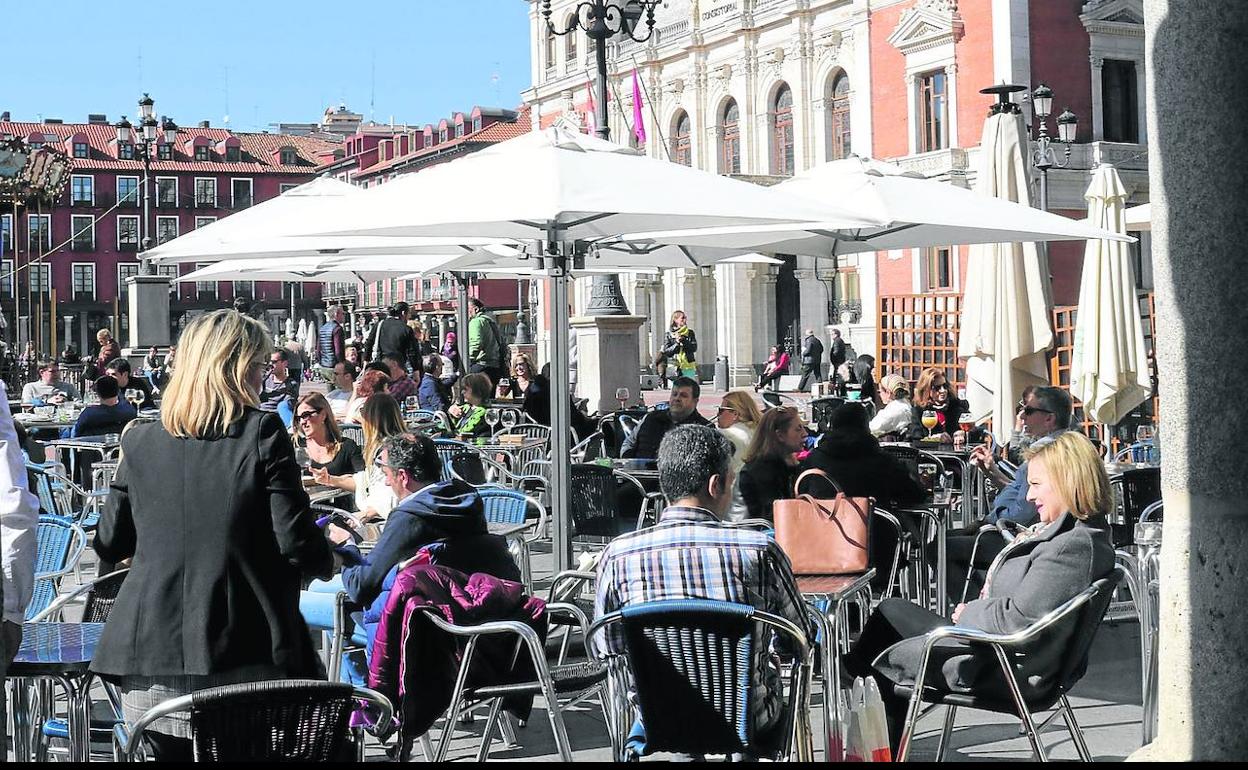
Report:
0,115,338,354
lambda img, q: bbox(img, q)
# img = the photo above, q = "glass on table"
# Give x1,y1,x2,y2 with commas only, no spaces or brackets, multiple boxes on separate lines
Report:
921,409,939,437
615,387,630,412
404,395,419,418
500,409,518,431
484,407,501,433
125,388,145,409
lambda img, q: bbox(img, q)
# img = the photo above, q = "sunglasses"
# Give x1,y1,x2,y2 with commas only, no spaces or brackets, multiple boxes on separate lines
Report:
296,407,322,422
1022,406,1053,416
716,406,737,415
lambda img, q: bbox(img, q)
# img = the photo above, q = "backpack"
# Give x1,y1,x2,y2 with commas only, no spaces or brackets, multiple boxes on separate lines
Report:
487,316,510,369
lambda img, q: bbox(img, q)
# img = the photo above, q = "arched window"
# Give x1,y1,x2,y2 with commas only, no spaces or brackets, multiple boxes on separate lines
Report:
565,19,578,67
827,72,852,161
671,111,692,166
545,27,556,71
771,84,794,176
719,100,740,175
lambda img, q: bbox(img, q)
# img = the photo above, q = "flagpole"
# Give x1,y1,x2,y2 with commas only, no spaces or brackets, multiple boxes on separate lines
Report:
630,54,670,161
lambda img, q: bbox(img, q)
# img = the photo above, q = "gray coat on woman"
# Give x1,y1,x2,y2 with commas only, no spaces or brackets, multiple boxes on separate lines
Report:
874,512,1114,698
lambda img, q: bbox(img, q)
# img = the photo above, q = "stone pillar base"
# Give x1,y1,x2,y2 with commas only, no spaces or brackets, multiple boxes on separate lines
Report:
570,314,645,414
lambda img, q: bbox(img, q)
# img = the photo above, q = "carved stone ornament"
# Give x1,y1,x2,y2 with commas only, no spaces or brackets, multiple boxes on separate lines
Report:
887,0,964,55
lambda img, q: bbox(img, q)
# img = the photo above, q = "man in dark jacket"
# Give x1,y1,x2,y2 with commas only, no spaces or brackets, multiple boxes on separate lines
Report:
417,354,451,413
104,358,156,410
365,302,419,369
802,404,925,592
621,377,710,459
797,328,824,392
828,328,847,394
317,306,346,381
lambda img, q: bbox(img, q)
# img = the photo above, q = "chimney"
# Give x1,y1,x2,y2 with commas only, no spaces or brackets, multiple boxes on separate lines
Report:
87,113,108,125
0,111,10,122
43,118,63,124
198,120,210,128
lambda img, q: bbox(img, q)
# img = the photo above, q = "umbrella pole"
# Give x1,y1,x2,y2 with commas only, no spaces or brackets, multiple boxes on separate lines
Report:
454,272,471,372
547,258,573,573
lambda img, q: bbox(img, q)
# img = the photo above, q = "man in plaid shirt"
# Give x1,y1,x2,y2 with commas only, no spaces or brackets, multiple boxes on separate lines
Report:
593,424,813,740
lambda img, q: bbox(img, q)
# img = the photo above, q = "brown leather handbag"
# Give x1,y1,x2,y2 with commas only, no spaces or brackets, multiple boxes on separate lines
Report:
773,469,873,575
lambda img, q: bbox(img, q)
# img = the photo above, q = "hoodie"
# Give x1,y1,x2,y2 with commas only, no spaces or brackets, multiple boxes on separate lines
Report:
339,478,492,610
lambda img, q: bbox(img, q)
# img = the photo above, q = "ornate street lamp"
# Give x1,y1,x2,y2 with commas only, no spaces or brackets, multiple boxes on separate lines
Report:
980,83,1079,212
541,0,664,316
128,93,162,274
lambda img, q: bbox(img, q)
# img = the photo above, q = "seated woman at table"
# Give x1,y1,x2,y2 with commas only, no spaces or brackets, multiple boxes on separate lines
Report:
497,352,551,425
312,393,406,524
716,390,763,521
91,309,334,762
909,367,969,443
292,392,363,484
803,403,926,592
850,354,880,408
869,374,915,439
844,431,1115,752
64,376,136,439
738,406,806,522
343,365,390,424
753,345,790,392
449,372,492,439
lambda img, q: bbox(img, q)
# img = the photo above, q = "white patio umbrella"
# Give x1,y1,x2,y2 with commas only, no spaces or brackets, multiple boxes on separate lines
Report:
1070,165,1151,425
610,155,1131,255
174,256,455,285
297,123,883,571
958,111,1055,442
1124,202,1151,232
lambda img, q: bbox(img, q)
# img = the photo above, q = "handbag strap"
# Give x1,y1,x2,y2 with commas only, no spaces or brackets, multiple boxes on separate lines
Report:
793,468,842,496
794,493,869,551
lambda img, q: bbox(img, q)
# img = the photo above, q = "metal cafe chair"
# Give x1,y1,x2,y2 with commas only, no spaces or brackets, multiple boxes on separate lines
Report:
476,488,547,589
28,516,88,623
119,680,393,762
894,567,1126,762
588,599,814,762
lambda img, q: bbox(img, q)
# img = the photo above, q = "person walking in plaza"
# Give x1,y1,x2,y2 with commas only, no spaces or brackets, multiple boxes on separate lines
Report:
366,302,419,370
654,311,697,389
467,298,507,386
91,309,334,761
21,358,80,406
440,331,462,382
622,376,710,459
797,328,825,392
738,406,807,522
317,306,347,382
754,345,790,392
95,329,121,375
594,425,813,752
1,381,39,735
828,328,848,395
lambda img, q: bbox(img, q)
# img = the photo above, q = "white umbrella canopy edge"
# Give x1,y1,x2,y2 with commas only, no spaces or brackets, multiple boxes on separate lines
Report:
1070,165,1151,425
958,112,1055,442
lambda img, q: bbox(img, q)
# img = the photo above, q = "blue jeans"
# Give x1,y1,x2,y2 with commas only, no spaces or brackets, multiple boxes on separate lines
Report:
300,577,369,685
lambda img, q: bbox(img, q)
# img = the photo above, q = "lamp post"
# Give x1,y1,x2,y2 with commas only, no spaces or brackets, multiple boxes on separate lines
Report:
120,94,161,276
981,83,1078,212
541,0,663,316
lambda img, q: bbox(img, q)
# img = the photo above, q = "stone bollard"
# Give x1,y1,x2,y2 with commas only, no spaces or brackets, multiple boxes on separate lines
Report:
714,355,729,392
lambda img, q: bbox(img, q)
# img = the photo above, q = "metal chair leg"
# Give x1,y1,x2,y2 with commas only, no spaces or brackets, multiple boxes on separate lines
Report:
475,698,505,761
992,647,1047,762
1059,694,1093,762
935,705,957,761
499,711,520,746
436,637,481,762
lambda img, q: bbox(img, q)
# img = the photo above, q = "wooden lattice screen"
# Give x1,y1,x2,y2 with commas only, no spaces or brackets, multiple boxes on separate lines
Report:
877,292,1158,440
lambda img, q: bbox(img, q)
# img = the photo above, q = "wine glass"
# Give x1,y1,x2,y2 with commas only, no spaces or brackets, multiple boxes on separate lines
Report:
1136,424,1154,444
485,407,501,435
500,409,518,431
615,387,630,412
405,395,419,419
921,409,939,438
293,445,310,470
125,388,144,410
958,413,974,434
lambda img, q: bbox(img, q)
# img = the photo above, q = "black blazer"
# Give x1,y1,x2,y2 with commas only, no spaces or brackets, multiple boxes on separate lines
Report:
91,408,333,680
738,455,800,522
801,432,925,511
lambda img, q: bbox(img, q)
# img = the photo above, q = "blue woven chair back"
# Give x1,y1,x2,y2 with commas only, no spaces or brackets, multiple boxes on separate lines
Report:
433,439,475,483
29,515,80,621
477,488,528,526
26,462,60,516
616,600,757,756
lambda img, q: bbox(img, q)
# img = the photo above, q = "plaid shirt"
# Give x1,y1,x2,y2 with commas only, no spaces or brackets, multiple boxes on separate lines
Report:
593,506,813,732
387,374,418,402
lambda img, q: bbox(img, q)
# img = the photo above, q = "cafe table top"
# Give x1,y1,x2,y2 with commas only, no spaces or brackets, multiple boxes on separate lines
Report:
9,622,105,677
796,570,875,601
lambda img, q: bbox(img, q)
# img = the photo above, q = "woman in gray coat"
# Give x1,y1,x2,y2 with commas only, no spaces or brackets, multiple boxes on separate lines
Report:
846,432,1115,749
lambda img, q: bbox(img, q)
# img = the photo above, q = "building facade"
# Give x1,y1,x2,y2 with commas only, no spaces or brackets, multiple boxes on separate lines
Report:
319,106,533,344
0,115,339,355
522,0,1150,386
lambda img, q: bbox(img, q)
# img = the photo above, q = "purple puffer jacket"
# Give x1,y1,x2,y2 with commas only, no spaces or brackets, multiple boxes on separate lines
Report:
367,562,547,740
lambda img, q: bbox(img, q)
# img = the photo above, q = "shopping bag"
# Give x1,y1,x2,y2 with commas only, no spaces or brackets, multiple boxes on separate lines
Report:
773,469,872,575
845,677,893,762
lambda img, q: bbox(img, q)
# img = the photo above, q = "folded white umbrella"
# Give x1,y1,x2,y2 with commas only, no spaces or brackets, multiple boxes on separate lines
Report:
175,256,454,285
1070,165,1151,425
610,155,1132,255
958,112,1055,442
292,123,882,573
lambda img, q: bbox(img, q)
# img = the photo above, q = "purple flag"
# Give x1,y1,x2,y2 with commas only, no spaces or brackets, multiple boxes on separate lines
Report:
631,69,647,145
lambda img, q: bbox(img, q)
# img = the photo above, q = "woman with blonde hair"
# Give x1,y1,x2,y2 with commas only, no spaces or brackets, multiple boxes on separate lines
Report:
312,393,405,522
846,431,1114,752
497,352,551,425
716,390,764,521
738,406,808,521
869,373,914,438
91,309,333,761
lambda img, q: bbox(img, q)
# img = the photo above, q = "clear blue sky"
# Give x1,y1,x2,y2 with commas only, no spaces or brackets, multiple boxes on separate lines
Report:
9,1,534,132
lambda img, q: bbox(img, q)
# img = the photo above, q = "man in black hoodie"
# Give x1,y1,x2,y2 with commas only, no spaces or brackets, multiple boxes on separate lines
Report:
336,433,519,612
801,404,925,593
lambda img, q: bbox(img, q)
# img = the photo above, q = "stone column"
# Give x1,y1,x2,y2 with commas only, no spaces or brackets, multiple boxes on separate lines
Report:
1131,1,1248,760
570,314,645,415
